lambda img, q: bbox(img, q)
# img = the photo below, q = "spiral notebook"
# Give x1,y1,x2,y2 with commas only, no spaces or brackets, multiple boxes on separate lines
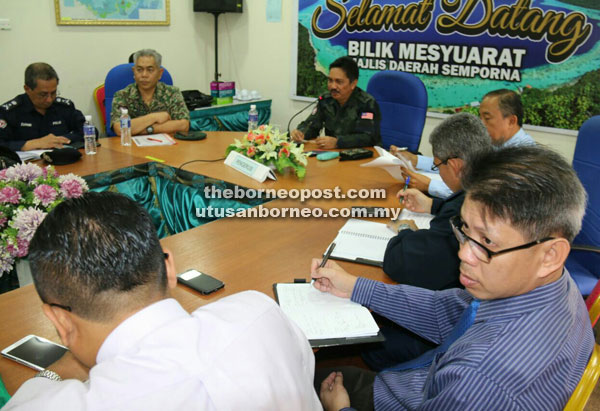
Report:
327,218,396,267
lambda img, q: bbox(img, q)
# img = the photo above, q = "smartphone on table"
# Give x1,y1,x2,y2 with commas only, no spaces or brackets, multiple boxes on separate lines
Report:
1,335,67,371
177,269,224,295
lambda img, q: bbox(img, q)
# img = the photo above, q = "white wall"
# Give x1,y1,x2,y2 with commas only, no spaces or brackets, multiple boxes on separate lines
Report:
0,0,577,160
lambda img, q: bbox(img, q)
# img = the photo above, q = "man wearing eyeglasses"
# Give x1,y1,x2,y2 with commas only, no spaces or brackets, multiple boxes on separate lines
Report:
312,145,593,410
392,89,536,199
361,113,490,371
111,49,189,137
0,63,86,151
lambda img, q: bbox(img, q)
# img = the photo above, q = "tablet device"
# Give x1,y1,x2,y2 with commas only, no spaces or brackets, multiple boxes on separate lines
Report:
177,269,224,294
1,335,68,371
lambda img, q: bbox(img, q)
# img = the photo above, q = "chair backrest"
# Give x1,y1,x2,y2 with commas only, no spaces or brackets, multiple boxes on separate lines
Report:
104,63,174,136
564,344,600,410
566,115,600,294
366,70,427,151
586,278,600,326
93,84,106,132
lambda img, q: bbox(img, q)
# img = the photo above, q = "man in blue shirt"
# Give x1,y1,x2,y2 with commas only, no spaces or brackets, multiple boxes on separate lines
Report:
395,89,535,199
312,145,593,410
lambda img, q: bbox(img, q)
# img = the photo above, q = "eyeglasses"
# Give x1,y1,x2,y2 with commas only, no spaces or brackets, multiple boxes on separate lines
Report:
33,90,59,100
449,215,554,263
431,157,456,171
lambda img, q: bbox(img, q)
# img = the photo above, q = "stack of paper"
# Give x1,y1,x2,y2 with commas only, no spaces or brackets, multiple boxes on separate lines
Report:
361,146,442,183
132,134,176,147
275,283,379,341
16,150,51,162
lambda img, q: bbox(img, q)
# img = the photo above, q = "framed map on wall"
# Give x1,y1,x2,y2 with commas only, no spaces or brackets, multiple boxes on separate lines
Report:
55,0,170,26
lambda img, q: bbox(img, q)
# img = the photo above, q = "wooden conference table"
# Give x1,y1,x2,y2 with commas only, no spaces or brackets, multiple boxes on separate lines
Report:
0,133,404,394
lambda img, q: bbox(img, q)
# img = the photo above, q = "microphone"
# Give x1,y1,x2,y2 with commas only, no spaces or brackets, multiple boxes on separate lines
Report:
287,95,323,137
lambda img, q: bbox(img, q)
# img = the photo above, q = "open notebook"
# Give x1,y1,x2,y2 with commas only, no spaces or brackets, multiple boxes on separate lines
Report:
327,215,434,266
274,283,382,347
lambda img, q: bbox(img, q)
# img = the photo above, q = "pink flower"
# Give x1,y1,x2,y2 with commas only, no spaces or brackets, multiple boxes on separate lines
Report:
279,147,290,158
6,237,28,258
33,184,58,206
59,174,88,199
60,180,84,198
10,207,47,242
246,133,255,142
0,186,21,204
246,146,256,157
0,169,7,181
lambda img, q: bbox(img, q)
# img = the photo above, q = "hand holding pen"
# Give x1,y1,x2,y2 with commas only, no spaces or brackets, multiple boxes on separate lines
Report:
399,176,410,205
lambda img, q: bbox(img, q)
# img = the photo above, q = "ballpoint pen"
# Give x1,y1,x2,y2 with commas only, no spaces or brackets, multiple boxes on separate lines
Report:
399,176,410,205
313,242,337,285
320,242,337,268
148,137,162,143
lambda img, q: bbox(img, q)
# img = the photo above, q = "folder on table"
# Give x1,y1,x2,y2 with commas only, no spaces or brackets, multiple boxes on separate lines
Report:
326,218,395,267
273,283,383,348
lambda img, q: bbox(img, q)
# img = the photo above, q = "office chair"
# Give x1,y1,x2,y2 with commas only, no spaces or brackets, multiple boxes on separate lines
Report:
366,71,428,152
104,63,174,136
566,115,600,296
93,84,106,133
586,279,600,326
564,343,600,410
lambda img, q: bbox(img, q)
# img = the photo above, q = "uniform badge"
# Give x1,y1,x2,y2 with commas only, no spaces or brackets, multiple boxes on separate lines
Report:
361,112,374,120
0,119,6,129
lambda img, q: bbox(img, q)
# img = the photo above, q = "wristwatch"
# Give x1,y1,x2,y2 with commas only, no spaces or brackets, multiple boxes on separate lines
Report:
146,125,154,135
397,223,412,232
35,369,62,381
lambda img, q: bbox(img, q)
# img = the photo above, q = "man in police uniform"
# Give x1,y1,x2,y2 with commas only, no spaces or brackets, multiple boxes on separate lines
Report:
0,63,85,151
291,56,381,149
111,49,189,137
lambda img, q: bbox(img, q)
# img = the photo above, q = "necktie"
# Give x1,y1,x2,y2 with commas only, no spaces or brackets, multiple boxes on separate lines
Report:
385,299,480,372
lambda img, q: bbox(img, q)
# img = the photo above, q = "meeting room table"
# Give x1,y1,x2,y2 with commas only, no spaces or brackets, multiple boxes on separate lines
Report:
0,132,403,394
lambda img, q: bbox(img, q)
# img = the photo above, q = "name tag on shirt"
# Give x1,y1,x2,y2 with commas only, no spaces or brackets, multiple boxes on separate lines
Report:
361,112,374,120
52,120,62,125
20,122,32,127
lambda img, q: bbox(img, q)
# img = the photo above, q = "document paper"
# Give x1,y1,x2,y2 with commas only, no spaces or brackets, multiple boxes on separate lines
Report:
361,146,443,183
275,283,379,340
329,218,395,265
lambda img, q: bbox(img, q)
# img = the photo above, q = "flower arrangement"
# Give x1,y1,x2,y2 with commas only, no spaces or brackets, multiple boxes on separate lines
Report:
0,163,88,276
226,125,308,179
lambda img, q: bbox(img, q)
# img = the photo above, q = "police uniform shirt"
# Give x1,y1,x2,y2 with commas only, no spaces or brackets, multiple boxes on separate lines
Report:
296,87,381,148
0,93,85,151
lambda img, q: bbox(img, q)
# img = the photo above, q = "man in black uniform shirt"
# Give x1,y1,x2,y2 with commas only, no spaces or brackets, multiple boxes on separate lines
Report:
290,56,381,149
0,63,85,151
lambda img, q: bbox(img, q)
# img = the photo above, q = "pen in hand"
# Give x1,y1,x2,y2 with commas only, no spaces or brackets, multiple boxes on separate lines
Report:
320,242,336,268
313,242,336,285
399,176,410,205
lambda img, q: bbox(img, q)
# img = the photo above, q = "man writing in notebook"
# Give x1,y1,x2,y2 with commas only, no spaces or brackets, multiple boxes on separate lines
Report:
361,113,491,371
393,88,535,199
312,146,593,410
4,192,320,410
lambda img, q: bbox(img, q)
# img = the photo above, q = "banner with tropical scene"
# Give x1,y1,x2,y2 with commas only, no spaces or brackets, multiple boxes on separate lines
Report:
295,0,600,130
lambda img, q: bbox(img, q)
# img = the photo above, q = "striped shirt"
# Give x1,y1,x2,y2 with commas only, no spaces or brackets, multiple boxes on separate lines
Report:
351,270,593,410
417,127,535,199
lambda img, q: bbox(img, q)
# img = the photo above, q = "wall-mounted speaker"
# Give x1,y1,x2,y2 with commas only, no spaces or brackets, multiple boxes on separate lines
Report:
193,0,243,13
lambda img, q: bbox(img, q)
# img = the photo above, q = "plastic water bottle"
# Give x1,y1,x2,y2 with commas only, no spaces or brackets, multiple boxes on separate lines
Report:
248,104,258,131
120,108,132,146
83,115,96,155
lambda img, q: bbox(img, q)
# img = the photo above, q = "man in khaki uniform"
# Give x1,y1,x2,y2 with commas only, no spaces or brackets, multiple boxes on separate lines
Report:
111,49,189,136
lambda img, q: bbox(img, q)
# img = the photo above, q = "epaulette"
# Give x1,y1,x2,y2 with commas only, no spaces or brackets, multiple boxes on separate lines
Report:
54,96,74,107
0,99,19,112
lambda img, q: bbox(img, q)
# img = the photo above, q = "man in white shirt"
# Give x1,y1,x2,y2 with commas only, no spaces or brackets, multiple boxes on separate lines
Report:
4,192,321,411
394,89,535,198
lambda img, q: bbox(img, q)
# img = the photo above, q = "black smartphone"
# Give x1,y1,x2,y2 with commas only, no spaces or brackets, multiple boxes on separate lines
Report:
177,269,224,294
1,335,68,371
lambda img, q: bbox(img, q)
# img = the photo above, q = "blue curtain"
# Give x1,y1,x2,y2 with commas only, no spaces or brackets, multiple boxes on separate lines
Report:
86,163,268,238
